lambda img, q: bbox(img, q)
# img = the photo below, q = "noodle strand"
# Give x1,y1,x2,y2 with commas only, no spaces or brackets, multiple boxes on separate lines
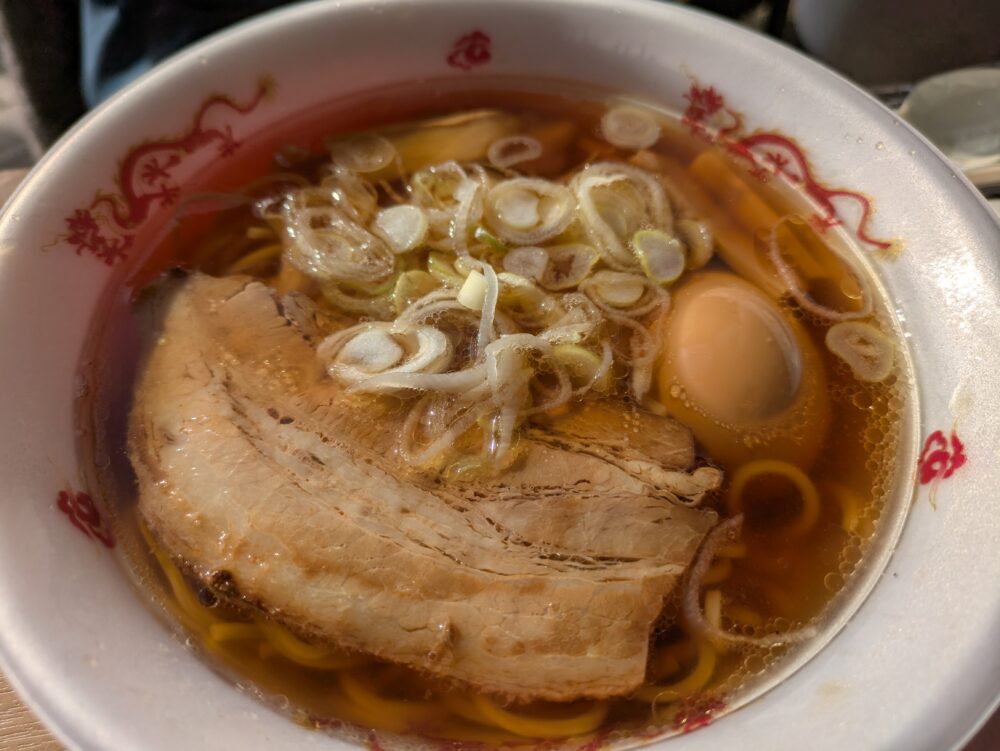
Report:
470,696,608,739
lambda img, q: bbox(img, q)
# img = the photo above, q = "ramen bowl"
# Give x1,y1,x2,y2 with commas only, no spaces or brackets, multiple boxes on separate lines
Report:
0,1,998,749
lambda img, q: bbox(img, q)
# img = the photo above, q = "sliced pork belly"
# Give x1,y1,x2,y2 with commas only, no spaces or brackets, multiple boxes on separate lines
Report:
129,274,718,701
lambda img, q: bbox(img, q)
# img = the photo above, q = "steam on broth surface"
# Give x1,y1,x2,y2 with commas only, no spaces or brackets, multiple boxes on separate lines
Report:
84,80,909,746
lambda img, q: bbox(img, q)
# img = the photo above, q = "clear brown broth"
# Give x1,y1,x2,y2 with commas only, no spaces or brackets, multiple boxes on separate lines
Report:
79,78,909,748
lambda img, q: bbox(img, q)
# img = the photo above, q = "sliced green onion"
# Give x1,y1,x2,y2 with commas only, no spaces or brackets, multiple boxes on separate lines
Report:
373,205,428,254
497,272,560,323
496,271,536,290
453,254,480,277
553,344,612,392
570,162,672,271
319,284,395,319
484,178,574,245
540,244,598,291
487,135,543,169
335,271,399,297
321,323,454,386
337,327,404,373
409,162,468,209
600,105,662,151
493,186,540,229
393,270,441,314
281,202,396,286
632,229,686,285
473,225,508,253
503,246,548,281
476,262,500,356
584,270,647,308
328,134,397,173
427,251,465,288
825,321,894,382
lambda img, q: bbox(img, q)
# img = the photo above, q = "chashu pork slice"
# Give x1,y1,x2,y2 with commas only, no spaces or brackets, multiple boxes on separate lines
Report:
129,273,718,701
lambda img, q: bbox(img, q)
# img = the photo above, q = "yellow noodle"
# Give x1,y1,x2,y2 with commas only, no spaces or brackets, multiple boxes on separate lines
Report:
225,243,282,275
137,519,156,550
728,459,821,538
162,599,210,636
433,692,527,742
190,229,255,274
256,618,330,661
209,622,262,643
649,650,682,681
159,560,219,631
656,638,697,667
470,695,608,739
821,481,861,533
246,226,275,240
702,557,732,585
718,542,748,558
649,639,698,681
430,722,523,745
140,523,218,633
761,582,797,615
271,259,314,295
378,179,407,204
727,605,765,629
634,639,717,703
288,652,366,671
704,590,723,628
318,689,414,735
141,523,609,738
202,635,253,666
339,671,445,732
442,693,494,726
256,618,361,670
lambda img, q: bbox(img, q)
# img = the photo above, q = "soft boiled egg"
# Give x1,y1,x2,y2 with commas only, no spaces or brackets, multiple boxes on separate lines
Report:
657,271,830,469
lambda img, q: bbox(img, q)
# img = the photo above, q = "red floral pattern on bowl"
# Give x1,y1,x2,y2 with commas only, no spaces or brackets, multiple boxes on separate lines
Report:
0,2,992,749
57,488,115,548
446,30,492,71
62,77,274,266
682,83,894,252
918,428,966,486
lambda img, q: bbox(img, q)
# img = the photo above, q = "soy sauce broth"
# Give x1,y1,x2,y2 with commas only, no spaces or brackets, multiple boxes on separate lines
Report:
78,77,915,748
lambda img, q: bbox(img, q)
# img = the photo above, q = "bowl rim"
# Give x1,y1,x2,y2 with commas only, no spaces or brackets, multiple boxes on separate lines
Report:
0,1,998,750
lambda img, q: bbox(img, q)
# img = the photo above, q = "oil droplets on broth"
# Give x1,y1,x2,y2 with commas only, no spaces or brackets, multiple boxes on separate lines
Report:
77,78,910,748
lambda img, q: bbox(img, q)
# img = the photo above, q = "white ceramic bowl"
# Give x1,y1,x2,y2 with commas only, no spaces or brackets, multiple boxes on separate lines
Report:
1,1,999,749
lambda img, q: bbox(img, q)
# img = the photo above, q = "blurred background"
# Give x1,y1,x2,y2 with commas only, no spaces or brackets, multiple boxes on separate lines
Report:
0,0,996,175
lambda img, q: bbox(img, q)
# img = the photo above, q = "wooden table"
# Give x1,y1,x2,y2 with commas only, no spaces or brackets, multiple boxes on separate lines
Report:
0,680,61,751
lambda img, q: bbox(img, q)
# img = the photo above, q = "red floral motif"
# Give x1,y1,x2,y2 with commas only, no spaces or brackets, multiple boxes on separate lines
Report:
62,76,275,266
57,489,115,548
684,85,726,122
672,695,727,734
446,30,492,71
573,729,610,751
682,82,894,252
918,429,966,486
